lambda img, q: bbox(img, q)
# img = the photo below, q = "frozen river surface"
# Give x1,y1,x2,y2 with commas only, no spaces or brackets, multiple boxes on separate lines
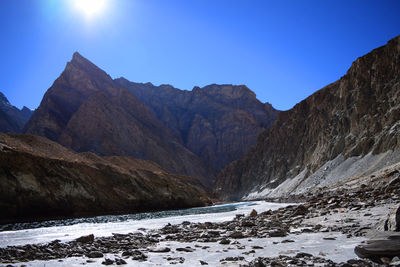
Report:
0,201,365,266
0,201,289,247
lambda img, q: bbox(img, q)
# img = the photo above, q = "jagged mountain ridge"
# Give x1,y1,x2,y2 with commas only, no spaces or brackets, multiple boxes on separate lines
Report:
24,53,277,186
0,92,33,133
114,79,278,172
215,35,400,200
0,133,210,224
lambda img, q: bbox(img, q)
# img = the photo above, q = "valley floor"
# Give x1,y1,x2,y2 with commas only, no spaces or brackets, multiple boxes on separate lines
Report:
1,177,399,267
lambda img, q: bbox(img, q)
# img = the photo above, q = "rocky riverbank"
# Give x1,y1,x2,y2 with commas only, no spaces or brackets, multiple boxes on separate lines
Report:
1,173,399,266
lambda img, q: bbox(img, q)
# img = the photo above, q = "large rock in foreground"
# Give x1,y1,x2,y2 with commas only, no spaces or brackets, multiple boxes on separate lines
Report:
355,235,400,263
0,133,210,224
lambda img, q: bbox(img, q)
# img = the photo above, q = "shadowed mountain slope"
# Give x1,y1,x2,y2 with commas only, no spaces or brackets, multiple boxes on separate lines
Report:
0,92,32,133
0,133,210,224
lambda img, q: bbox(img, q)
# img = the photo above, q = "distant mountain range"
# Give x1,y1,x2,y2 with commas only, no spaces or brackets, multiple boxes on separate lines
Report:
22,52,277,187
0,92,32,133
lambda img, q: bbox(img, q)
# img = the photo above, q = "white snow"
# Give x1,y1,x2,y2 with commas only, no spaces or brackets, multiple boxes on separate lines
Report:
0,201,291,248
15,232,365,266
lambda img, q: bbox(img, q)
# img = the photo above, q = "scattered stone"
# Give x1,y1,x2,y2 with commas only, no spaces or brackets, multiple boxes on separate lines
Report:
220,256,244,262
149,247,171,253
249,209,258,217
199,260,208,265
229,232,244,239
269,229,287,237
295,252,313,258
115,258,127,265
219,238,230,245
166,257,185,264
102,258,114,265
176,247,194,252
291,204,308,217
87,251,104,258
75,234,94,243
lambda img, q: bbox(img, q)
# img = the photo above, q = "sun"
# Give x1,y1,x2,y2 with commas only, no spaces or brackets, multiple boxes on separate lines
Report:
74,0,107,17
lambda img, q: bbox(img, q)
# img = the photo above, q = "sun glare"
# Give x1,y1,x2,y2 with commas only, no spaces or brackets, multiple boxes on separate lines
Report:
74,0,107,17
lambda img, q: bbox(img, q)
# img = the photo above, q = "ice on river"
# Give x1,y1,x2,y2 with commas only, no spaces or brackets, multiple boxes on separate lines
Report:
0,201,290,247
0,201,366,266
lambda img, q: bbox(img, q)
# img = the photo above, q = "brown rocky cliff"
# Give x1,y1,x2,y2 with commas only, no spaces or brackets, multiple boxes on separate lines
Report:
0,133,210,224
215,35,400,200
114,80,279,172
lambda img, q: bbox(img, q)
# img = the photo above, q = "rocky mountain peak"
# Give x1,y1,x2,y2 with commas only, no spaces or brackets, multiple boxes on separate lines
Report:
0,92,10,106
200,84,257,99
63,52,113,91
0,92,33,133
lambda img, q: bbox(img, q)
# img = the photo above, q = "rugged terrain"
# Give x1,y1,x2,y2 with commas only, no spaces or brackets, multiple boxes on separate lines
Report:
115,79,277,172
0,133,210,224
0,92,32,133
24,53,277,187
216,35,400,201
1,170,399,266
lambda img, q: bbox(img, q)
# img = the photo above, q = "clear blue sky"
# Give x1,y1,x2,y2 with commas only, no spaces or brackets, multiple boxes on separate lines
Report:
0,0,399,111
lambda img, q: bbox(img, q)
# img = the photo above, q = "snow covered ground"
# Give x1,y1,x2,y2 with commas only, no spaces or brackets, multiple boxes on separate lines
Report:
0,201,290,248
0,200,375,266
20,232,365,266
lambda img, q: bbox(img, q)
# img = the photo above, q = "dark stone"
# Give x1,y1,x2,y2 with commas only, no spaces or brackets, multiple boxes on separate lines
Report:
219,238,231,245
354,237,400,261
176,247,194,252
115,258,127,265
102,258,114,265
149,247,171,253
229,232,244,239
75,234,94,243
87,251,104,258
269,229,287,237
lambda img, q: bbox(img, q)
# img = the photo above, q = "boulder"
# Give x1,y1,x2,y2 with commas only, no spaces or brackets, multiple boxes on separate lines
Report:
378,204,400,231
87,251,104,258
354,235,400,262
75,234,94,243
149,247,171,253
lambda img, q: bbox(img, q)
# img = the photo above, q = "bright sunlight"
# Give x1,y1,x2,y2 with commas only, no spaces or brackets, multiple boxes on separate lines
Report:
73,0,107,17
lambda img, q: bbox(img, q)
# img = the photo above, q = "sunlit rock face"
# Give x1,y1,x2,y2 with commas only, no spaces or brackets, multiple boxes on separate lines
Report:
0,133,210,224
0,92,32,133
114,80,278,173
24,52,278,187
215,35,400,201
